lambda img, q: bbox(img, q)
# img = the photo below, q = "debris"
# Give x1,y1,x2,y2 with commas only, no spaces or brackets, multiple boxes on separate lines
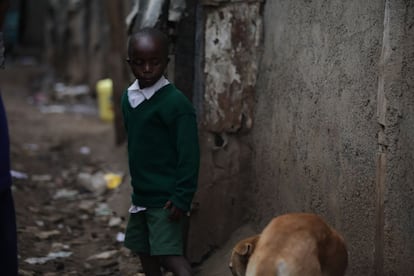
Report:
51,242,70,251
77,172,107,196
79,146,91,155
23,143,39,151
87,250,118,260
94,203,112,216
116,232,125,242
24,251,72,265
18,269,34,276
10,170,28,179
39,105,66,114
35,230,61,240
78,200,95,212
31,174,52,182
54,83,89,100
104,173,123,189
53,189,79,200
108,217,122,227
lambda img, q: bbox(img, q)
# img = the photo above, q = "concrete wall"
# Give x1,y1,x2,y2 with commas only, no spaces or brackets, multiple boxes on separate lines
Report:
251,0,414,275
378,1,414,275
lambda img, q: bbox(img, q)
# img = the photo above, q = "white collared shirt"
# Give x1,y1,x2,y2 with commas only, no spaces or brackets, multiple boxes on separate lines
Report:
127,76,170,108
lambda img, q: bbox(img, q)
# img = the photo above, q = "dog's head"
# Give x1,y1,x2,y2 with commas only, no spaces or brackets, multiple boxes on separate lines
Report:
229,235,260,276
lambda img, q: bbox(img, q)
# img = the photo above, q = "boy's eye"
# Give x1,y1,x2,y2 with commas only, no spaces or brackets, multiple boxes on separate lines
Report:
127,59,161,67
149,59,161,66
128,59,144,66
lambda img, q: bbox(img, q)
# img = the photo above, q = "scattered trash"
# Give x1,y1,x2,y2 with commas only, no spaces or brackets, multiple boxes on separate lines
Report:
80,214,89,220
87,250,118,260
18,269,34,276
25,251,72,265
79,146,91,155
23,143,39,151
77,172,107,196
53,189,79,200
78,200,95,212
39,104,97,115
51,242,70,251
108,217,122,227
10,170,28,179
104,173,123,189
54,83,89,100
31,174,52,182
39,105,66,114
35,230,61,240
94,203,112,217
116,232,125,243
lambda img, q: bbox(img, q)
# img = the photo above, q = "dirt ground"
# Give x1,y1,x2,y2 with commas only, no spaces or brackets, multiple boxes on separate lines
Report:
2,61,245,276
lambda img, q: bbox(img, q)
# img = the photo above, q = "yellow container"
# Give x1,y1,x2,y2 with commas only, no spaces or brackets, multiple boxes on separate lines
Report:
96,78,114,122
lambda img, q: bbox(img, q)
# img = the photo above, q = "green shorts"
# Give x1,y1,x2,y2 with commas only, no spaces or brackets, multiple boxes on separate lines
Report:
124,208,188,256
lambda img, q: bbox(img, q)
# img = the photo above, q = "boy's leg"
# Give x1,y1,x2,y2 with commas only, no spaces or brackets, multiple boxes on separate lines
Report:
139,254,163,276
161,255,193,276
147,208,191,275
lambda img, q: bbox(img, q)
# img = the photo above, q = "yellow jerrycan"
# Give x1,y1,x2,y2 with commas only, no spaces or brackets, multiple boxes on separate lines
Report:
96,78,114,122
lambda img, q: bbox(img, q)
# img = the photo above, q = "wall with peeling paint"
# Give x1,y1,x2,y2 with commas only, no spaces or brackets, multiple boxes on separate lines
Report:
186,1,263,263
251,0,414,275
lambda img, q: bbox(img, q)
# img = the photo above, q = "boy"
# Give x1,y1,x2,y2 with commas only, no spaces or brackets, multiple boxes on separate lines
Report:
122,27,200,276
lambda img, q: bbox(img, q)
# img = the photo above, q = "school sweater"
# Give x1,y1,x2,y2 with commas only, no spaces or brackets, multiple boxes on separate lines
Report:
0,94,11,191
121,83,200,212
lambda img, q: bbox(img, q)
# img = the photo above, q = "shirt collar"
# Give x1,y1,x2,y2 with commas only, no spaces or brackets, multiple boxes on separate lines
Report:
127,76,170,100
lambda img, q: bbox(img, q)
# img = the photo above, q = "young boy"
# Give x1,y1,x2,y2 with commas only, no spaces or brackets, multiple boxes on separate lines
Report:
122,27,200,276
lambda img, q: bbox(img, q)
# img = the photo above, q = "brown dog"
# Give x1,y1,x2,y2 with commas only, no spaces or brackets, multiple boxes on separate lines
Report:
229,234,260,276
230,213,348,276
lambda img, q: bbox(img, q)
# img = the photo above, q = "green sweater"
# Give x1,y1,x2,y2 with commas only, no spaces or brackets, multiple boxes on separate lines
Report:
121,84,200,211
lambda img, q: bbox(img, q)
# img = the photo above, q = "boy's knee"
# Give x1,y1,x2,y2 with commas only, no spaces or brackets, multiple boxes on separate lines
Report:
161,256,193,276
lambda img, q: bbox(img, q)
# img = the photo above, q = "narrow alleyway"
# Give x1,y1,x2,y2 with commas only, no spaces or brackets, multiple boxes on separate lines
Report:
2,61,142,275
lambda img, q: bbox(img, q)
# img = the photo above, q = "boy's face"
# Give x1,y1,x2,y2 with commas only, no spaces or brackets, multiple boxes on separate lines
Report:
128,35,168,89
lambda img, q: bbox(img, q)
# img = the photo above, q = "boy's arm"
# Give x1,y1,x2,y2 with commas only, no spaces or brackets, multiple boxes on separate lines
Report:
121,91,128,132
168,112,200,213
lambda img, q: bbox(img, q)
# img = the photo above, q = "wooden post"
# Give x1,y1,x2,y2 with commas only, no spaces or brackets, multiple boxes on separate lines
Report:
105,0,129,145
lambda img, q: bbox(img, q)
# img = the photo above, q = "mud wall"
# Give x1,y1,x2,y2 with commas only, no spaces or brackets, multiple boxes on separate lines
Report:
187,0,263,263
252,0,414,275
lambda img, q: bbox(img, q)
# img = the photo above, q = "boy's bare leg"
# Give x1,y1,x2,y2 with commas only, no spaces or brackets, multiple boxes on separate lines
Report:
161,255,193,276
139,255,163,276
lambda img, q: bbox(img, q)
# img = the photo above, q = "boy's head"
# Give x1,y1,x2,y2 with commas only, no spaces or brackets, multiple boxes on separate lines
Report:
127,27,169,88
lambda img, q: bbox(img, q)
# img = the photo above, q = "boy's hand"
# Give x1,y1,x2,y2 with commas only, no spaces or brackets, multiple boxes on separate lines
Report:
164,200,184,221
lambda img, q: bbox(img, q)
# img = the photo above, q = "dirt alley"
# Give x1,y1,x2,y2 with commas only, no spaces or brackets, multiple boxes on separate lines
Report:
1,61,149,275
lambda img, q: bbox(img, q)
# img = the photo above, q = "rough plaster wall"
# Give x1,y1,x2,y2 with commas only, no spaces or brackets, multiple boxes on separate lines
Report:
378,1,414,275
187,1,263,263
202,3,262,132
252,0,384,275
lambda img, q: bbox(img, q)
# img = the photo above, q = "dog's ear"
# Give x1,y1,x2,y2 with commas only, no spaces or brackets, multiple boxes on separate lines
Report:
240,243,253,256
236,235,260,256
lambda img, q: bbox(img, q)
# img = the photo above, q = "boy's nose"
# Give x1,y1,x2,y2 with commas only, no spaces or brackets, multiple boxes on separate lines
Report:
143,63,152,72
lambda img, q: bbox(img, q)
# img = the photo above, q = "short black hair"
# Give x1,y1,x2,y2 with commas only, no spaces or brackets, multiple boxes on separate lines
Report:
127,27,169,58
